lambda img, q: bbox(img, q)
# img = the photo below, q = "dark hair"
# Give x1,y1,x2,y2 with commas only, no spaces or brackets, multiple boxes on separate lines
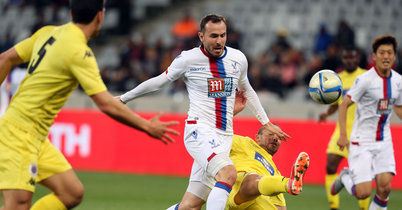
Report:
372,34,397,53
70,0,105,24
342,45,358,56
200,14,226,33
257,124,280,135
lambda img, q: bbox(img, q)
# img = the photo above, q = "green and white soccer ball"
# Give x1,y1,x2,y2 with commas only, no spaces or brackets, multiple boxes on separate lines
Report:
308,69,343,104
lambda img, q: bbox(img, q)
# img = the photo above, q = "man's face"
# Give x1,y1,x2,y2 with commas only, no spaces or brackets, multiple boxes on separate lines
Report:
198,21,227,57
341,50,359,72
373,44,396,71
256,127,281,155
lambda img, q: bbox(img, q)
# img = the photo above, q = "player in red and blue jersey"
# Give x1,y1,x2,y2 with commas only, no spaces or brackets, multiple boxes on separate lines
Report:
118,14,289,210
332,34,402,210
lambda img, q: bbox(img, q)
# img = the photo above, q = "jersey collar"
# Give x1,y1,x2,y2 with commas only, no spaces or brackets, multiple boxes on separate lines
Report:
200,45,227,59
373,66,392,79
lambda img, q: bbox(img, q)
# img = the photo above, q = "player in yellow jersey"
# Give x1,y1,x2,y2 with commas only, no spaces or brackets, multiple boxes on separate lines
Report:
318,46,368,210
226,128,309,210
0,1,179,210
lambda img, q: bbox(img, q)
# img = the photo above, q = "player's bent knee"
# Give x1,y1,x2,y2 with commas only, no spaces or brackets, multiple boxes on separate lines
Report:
355,191,371,200
215,165,237,186
326,164,338,174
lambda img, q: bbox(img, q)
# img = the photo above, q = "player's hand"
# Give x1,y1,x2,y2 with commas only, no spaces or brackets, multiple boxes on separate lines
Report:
337,135,349,151
318,112,327,122
264,122,290,141
147,112,180,144
114,96,126,104
234,90,247,116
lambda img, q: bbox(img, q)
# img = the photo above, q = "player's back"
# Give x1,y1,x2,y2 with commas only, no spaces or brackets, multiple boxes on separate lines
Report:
6,23,104,137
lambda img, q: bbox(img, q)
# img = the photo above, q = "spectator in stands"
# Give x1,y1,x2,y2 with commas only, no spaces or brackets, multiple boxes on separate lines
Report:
171,11,199,50
313,23,332,55
334,19,355,48
321,43,342,72
226,19,242,50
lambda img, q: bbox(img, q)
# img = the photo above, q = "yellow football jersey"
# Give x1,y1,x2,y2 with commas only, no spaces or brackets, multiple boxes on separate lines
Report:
230,135,285,207
330,67,366,141
7,23,106,137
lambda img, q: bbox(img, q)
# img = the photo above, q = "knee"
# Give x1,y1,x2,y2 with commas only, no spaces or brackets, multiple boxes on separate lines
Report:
216,166,237,186
326,164,338,174
62,182,84,208
355,190,371,200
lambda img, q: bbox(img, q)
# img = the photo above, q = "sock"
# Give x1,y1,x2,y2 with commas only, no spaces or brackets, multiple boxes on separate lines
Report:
326,174,340,209
358,197,370,210
369,194,388,210
31,193,67,210
258,176,289,196
166,202,180,210
340,173,355,196
206,181,232,210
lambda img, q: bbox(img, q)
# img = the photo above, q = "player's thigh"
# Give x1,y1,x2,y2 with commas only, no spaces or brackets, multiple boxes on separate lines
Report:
0,118,42,192
39,169,83,199
348,144,373,184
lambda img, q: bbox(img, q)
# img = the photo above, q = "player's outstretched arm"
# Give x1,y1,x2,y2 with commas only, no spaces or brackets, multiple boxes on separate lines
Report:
91,91,179,144
318,104,338,122
337,96,353,150
0,48,23,85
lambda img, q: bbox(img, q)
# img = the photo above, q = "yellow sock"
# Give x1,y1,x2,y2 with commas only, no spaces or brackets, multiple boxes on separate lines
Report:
326,174,339,209
257,176,289,196
358,197,370,210
31,193,67,210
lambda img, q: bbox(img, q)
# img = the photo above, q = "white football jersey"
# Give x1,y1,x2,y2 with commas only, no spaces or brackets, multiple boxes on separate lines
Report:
166,46,268,134
347,67,402,142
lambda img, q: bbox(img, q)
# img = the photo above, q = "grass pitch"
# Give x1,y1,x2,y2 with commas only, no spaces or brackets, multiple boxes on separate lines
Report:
2,171,402,209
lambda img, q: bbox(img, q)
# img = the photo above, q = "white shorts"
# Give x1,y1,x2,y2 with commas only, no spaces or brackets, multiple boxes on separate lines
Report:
184,121,233,191
348,141,396,185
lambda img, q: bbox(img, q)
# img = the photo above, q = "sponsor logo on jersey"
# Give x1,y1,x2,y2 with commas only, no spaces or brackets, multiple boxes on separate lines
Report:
377,98,395,114
255,152,275,175
208,77,233,98
190,67,206,72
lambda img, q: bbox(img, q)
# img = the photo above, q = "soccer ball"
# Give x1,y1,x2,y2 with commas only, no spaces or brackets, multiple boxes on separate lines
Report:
308,69,343,104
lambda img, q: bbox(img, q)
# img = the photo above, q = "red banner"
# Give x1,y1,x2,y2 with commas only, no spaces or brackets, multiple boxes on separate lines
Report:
50,109,402,189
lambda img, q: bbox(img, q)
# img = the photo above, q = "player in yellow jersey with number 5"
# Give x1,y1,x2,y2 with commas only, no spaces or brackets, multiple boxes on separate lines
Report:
0,1,179,210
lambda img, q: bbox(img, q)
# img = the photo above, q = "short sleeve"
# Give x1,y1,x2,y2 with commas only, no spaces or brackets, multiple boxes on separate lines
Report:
165,53,187,81
347,76,367,103
14,26,55,62
70,47,107,96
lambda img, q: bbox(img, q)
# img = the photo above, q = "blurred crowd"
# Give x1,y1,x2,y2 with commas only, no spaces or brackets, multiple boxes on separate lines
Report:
1,1,402,100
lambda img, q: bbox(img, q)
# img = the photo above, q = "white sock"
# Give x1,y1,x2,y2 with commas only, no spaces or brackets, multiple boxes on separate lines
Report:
369,194,388,210
206,182,232,210
341,173,355,196
166,202,180,210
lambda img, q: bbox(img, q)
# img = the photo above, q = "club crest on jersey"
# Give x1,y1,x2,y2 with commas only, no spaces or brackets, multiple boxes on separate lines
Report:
28,162,38,178
377,98,395,114
209,139,220,149
232,62,240,74
255,152,274,175
208,77,233,98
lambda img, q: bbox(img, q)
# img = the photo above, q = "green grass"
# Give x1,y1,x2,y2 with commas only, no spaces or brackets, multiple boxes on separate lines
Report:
2,171,402,209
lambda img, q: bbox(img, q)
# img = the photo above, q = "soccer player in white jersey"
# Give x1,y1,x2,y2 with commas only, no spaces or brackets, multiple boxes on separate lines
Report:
331,34,402,210
118,14,289,210
0,66,26,116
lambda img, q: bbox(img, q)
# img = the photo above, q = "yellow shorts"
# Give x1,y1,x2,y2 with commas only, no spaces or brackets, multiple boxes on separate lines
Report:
225,172,283,210
0,117,71,192
326,134,349,158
